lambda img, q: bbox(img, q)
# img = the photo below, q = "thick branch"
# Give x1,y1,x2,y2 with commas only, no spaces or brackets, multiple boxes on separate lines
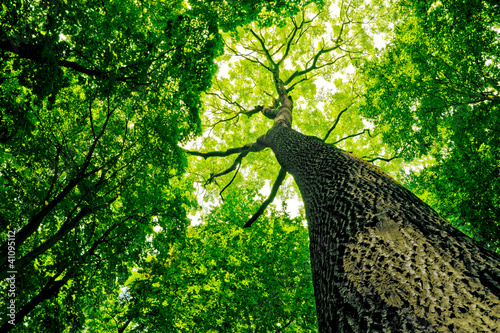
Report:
243,167,287,228
262,105,279,119
0,102,115,260
0,270,68,332
271,76,293,128
184,143,263,159
0,206,91,281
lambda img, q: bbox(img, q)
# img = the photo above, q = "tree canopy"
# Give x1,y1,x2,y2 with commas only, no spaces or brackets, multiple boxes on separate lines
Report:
1,0,499,331
0,0,318,331
359,0,500,250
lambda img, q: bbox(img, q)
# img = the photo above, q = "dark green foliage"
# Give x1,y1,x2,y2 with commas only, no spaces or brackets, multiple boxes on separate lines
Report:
190,0,325,31
1,0,221,330
359,0,500,250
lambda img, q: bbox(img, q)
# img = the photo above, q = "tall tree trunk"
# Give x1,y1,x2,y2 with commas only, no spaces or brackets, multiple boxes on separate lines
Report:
263,125,500,332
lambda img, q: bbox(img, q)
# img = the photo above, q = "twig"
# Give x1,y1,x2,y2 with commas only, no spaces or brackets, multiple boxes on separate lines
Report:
250,29,277,68
205,150,249,186
330,129,369,145
208,106,263,129
219,161,241,202
364,155,399,163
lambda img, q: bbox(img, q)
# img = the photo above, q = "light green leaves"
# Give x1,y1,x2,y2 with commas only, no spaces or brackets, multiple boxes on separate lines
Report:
126,187,316,332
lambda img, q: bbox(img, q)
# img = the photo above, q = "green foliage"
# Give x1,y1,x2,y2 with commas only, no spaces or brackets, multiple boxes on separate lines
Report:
123,187,316,332
193,0,402,206
189,0,326,31
401,104,500,251
0,0,221,330
3,0,499,330
0,0,328,331
0,0,224,142
358,0,500,250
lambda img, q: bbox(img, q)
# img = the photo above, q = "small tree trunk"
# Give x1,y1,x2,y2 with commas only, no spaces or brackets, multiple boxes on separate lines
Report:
264,125,500,332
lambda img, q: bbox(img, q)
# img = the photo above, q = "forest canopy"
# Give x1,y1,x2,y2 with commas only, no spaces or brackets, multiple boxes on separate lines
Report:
1,0,499,331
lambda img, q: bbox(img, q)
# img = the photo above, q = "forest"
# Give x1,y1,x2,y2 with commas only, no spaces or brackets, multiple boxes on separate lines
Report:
1,0,499,332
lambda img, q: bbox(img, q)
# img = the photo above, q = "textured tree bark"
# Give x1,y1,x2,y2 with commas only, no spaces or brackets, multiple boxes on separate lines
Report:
263,125,500,332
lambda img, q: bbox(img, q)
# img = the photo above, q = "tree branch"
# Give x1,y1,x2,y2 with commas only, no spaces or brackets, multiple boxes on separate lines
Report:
1,206,91,281
0,269,68,332
277,13,306,66
184,142,263,159
262,105,279,119
286,76,311,93
250,29,277,68
0,104,116,259
329,129,369,145
205,150,249,186
364,155,400,163
243,168,287,228
224,41,272,72
323,106,350,142
204,93,263,129
218,161,242,201
284,52,346,86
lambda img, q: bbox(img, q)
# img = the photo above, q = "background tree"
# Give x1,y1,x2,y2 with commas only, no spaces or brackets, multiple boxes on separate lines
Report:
358,0,500,251
0,0,320,331
0,0,216,330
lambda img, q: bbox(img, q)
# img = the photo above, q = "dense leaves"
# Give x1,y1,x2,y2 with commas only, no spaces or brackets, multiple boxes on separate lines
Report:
359,0,500,250
0,0,330,331
2,0,500,331
122,188,316,332
189,0,326,31
1,0,220,331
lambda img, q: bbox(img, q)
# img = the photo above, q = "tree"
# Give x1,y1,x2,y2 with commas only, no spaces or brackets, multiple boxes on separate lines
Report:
3,0,500,332
358,0,500,250
188,1,500,331
0,0,217,330
0,0,319,331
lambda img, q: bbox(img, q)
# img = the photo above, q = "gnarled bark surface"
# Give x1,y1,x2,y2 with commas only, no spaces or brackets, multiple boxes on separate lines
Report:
262,124,500,332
